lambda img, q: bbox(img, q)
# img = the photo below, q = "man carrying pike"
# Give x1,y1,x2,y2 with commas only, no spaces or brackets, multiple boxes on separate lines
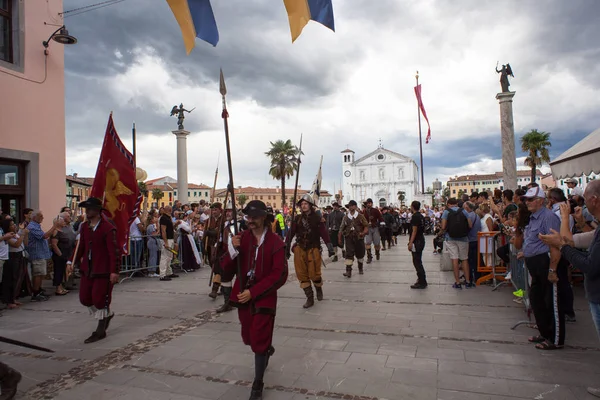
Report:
220,200,287,400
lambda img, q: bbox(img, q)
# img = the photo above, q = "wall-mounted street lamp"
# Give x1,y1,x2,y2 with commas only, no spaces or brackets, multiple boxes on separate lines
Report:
43,25,77,48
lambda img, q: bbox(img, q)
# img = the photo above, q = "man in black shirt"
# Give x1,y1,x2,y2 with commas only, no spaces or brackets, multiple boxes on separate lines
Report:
407,201,427,289
159,205,176,281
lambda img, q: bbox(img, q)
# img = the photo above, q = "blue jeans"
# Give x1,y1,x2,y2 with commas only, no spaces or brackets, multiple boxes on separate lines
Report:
590,301,600,340
130,239,143,268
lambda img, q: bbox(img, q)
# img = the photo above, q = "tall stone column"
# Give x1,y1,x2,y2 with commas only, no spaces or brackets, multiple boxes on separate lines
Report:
496,92,517,191
172,129,190,204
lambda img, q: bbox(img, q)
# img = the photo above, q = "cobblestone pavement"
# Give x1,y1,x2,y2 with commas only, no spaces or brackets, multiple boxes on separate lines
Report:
1,235,599,399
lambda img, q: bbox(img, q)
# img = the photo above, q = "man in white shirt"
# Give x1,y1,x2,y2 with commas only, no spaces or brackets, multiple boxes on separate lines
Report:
565,178,584,197
129,217,144,269
0,222,15,284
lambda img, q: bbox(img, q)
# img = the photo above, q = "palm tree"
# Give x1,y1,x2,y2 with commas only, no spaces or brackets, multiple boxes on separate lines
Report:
521,129,551,183
397,190,406,207
265,139,301,209
237,194,248,208
138,181,149,210
151,188,164,208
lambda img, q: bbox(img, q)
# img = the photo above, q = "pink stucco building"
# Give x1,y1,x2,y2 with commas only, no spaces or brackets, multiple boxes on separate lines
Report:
0,0,66,226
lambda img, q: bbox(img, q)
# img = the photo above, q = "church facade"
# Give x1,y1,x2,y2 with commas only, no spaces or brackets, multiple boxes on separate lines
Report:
341,147,420,208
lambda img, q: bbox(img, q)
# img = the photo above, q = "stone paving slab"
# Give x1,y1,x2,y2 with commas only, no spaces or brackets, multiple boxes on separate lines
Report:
1,235,599,400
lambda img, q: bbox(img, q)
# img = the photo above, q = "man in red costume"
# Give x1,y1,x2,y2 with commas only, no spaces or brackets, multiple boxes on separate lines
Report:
71,198,120,344
220,200,287,400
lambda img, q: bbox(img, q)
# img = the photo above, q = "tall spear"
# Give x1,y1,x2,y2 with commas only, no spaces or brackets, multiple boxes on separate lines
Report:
204,153,220,259
285,133,303,251
219,68,242,289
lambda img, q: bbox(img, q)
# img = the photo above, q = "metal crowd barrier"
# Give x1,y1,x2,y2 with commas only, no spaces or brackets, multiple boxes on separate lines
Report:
476,231,509,290
119,234,186,283
508,243,532,329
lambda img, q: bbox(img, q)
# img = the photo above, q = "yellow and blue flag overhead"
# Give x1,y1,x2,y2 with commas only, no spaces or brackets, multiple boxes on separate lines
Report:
167,0,219,54
283,0,335,42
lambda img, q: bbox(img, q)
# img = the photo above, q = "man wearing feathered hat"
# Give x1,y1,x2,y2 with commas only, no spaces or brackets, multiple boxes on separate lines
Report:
286,194,334,308
71,197,120,344
219,200,287,400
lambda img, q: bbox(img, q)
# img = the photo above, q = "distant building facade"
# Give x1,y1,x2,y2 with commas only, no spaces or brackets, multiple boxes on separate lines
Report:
446,170,543,196
341,147,419,207
145,176,211,207
66,174,92,214
0,0,66,224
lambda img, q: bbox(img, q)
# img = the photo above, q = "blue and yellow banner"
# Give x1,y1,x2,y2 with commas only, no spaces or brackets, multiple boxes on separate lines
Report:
167,0,219,54
283,0,335,42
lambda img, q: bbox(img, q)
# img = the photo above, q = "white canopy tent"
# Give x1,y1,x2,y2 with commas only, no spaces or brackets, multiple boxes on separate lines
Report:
550,127,600,180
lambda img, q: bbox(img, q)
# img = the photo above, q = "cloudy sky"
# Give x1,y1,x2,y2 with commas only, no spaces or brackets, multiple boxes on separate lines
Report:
63,0,600,192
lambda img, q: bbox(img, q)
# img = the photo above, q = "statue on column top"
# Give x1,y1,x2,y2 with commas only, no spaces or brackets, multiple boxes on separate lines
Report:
170,103,195,130
495,62,514,93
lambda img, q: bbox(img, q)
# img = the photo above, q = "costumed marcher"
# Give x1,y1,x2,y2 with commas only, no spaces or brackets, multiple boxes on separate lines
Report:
205,202,225,299
71,198,120,344
363,198,384,263
339,200,369,277
286,194,334,308
219,200,287,400
326,202,345,262
216,202,245,313
381,207,395,250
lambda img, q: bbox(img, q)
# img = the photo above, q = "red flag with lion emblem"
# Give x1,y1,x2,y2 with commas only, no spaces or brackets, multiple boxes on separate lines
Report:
90,114,142,255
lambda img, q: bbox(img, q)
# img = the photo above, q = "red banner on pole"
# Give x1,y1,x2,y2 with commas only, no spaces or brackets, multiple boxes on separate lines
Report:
90,114,142,255
414,84,431,144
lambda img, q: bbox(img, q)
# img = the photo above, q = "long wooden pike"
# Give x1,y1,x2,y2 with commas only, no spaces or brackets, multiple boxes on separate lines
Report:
285,133,303,252
205,152,220,265
219,68,243,290
0,336,54,353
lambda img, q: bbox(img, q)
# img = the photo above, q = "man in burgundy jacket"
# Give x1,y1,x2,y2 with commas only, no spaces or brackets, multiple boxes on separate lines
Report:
72,198,120,344
220,200,288,400
363,198,384,263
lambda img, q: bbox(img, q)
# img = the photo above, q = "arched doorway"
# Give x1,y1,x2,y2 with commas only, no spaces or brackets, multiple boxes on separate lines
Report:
379,198,387,207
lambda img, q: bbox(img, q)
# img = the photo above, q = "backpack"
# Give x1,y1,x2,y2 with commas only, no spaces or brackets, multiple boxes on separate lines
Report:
446,209,469,239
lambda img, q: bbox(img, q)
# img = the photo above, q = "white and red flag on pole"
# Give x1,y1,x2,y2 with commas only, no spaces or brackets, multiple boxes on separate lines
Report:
414,84,431,144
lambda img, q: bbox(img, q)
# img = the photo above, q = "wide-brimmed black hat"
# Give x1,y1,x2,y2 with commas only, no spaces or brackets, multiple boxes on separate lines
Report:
332,202,340,207
243,200,268,217
210,202,222,209
78,197,105,210
366,198,373,204
345,200,358,208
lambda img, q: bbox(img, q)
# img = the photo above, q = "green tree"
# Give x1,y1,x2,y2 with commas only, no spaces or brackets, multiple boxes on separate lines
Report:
457,189,464,198
265,139,301,209
397,190,406,207
237,194,248,208
521,129,551,184
138,181,149,210
151,188,164,207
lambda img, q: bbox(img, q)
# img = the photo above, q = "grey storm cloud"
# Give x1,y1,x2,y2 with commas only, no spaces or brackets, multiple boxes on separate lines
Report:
62,0,600,189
